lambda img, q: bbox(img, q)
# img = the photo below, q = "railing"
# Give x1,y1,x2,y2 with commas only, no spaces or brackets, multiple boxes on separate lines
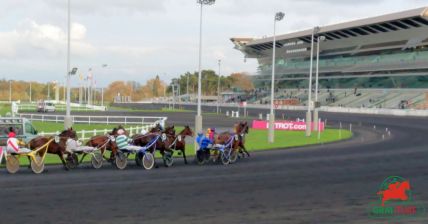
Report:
17,103,106,112
18,113,167,126
38,124,154,141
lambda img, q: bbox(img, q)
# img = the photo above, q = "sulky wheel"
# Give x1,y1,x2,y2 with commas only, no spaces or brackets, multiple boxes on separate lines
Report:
91,151,103,169
115,151,127,170
142,153,155,170
6,155,20,174
162,151,174,167
65,154,79,170
196,150,206,165
31,155,45,174
220,150,230,165
229,149,238,164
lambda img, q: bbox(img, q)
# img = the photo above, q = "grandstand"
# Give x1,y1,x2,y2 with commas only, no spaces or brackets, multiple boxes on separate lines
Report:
231,7,428,109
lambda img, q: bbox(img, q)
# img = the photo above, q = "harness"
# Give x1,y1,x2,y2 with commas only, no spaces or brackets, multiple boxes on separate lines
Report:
138,134,161,151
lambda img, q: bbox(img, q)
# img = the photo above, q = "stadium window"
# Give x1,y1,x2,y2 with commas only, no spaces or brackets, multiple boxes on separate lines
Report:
390,21,410,29
333,31,349,38
401,19,421,27
360,26,378,34
379,23,398,31
341,30,358,37
326,33,341,39
370,24,388,32
412,17,428,26
350,28,369,35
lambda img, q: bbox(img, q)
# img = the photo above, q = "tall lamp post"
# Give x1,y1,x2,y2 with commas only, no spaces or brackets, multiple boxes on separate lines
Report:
305,26,320,137
195,0,215,146
217,59,221,114
64,0,77,129
313,35,326,131
268,11,285,144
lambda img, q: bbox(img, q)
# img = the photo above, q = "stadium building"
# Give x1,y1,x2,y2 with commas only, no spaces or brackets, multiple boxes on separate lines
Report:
231,7,428,109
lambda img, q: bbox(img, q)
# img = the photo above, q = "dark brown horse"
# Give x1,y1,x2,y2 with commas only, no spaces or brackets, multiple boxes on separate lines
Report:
234,121,250,157
132,125,175,167
85,126,120,161
29,128,77,170
166,125,194,164
131,125,175,150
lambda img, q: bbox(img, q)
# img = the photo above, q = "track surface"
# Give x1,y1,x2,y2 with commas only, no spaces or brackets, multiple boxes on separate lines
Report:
1,105,428,223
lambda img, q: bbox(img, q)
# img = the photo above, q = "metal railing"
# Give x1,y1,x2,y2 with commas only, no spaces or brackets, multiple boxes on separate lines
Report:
18,113,167,126
39,124,154,141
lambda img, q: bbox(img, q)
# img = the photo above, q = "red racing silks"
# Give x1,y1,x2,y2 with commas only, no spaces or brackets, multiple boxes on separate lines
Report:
7,140,19,152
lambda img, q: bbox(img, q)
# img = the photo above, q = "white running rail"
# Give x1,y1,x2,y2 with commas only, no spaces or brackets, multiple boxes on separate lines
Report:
18,113,167,126
39,125,154,141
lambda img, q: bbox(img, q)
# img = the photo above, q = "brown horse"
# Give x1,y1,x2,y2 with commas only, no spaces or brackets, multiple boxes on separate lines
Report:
132,125,175,149
85,126,121,161
132,125,175,167
29,128,77,170
166,125,194,164
234,121,250,157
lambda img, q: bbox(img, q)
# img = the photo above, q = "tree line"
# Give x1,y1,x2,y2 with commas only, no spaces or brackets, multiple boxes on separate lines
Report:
0,71,254,103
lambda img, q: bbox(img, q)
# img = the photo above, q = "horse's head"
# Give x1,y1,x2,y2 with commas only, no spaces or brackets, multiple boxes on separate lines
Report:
59,127,78,140
181,125,194,137
150,124,162,133
164,125,176,136
109,127,118,136
241,121,249,134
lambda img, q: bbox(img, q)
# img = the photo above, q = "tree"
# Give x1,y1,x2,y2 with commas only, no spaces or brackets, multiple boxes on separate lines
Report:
230,72,254,91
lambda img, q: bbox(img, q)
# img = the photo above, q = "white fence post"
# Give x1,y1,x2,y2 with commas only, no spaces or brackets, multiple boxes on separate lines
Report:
82,130,85,140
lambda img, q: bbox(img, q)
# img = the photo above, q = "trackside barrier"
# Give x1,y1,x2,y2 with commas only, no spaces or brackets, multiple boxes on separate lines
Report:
39,124,154,141
18,113,167,127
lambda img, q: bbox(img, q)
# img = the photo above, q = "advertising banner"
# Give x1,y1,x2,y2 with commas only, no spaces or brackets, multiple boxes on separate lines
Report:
252,120,325,131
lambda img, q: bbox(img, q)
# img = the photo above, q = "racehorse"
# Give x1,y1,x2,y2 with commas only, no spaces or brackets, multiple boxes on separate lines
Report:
28,128,77,170
166,125,194,164
132,125,175,148
234,121,250,157
85,126,120,161
131,125,175,167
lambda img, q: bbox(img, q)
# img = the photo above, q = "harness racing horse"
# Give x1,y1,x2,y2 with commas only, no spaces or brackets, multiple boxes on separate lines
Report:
166,125,194,165
131,125,175,167
234,121,250,158
85,126,120,163
28,128,77,170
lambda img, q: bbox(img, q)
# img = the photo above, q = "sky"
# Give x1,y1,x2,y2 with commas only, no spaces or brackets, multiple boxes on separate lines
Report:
0,0,427,87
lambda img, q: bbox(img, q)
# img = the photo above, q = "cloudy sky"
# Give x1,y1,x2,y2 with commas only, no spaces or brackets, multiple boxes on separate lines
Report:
0,0,427,87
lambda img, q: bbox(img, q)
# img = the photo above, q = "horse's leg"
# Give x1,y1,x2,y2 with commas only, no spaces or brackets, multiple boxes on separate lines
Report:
181,148,188,164
58,152,69,170
242,144,250,157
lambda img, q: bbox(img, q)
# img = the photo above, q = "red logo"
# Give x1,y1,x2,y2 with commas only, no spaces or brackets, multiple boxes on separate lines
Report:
377,180,410,206
368,176,426,219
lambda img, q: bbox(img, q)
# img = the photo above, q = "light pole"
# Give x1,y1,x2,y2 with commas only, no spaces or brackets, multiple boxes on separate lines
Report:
268,11,285,144
305,26,320,137
186,73,189,102
64,0,71,128
47,82,50,100
314,35,326,131
217,59,221,114
195,0,215,144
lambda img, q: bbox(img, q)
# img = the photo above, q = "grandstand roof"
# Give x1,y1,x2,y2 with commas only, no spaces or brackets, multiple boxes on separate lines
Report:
231,7,428,60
